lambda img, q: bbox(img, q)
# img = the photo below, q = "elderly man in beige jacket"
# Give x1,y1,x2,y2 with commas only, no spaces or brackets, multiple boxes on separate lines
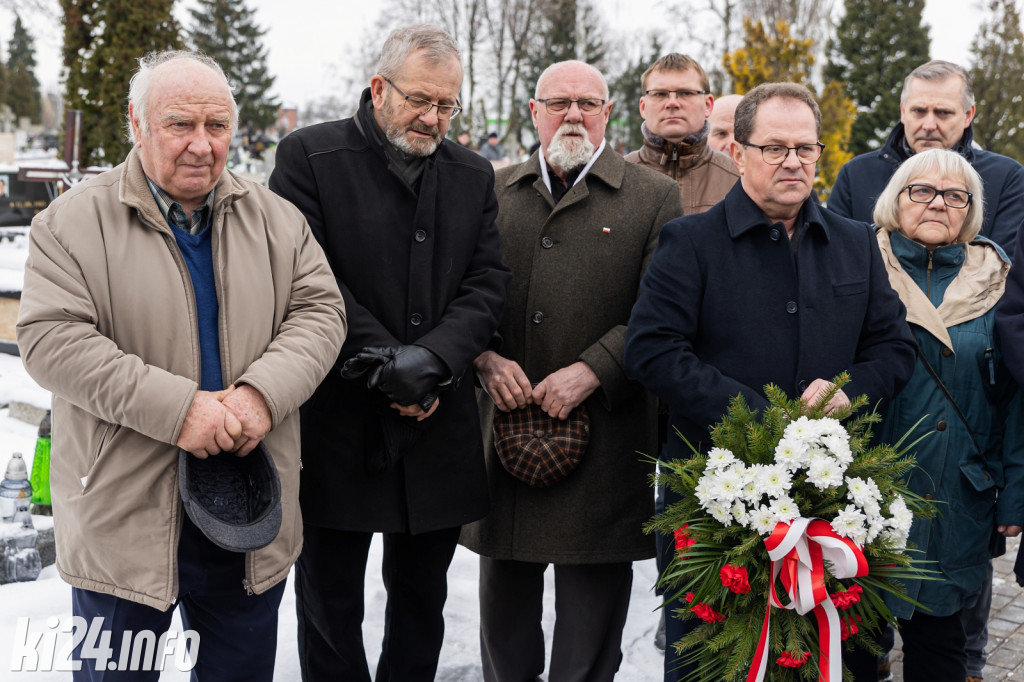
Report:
16,50,346,681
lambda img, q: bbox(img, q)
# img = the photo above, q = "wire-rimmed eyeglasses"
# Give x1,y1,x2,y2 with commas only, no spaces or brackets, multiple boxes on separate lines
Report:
382,76,462,119
534,98,607,116
739,141,825,165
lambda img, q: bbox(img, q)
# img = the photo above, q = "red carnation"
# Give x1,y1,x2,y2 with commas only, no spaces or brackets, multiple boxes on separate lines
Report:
831,584,863,610
776,651,810,668
674,525,696,556
719,564,751,594
684,592,696,603
840,614,862,641
690,601,726,624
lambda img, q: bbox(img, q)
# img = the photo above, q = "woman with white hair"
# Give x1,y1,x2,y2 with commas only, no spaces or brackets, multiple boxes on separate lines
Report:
869,148,1024,681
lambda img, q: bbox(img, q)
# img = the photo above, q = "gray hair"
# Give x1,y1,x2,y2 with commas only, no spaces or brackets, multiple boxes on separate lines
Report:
534,60,609,100
872,148,985,243
376,24,461,81
733,82,821,143
901,60,975,111
126,50,237,144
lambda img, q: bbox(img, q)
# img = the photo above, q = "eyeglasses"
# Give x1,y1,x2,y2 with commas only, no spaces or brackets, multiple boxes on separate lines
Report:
643,89,708,102
739,141,825,165
535,98,607,116
382,76,462,119
902,184,972,209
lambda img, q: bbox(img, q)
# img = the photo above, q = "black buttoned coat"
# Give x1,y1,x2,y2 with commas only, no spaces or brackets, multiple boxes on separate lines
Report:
269,92,511,533
624,183,917,461
459,148,684,563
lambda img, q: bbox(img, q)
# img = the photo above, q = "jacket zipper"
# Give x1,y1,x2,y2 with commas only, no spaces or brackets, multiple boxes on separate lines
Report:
926,250,934,299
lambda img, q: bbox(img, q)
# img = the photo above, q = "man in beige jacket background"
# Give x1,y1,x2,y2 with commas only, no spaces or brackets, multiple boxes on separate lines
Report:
16,50,346,681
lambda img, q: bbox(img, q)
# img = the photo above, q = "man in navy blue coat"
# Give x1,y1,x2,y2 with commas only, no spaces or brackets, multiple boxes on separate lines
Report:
624,82,917,682
829,60,1024,254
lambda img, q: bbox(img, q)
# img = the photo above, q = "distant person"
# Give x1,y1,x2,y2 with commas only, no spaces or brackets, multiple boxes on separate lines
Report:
456,130,473,148
829,60,1024,254
625,53,737,214
16,50,347,681
708,93,742,154
461,58,683,682
478,131,508,163
269,24,510,682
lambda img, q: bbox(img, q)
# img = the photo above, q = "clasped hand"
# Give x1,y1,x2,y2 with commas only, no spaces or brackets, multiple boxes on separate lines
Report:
176,384,272,458
341,345,446,420
474,351,599,420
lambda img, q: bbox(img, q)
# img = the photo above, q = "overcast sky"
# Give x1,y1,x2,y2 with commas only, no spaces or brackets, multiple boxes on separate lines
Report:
0,0,987,109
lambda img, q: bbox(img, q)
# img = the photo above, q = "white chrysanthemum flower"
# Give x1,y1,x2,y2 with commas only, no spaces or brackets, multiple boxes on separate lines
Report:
708,466,745,503
878,526,910,551
815,417,845,438
831,504,868,545
758,464,792,499
731,500,750,527
774,437,809,472
887,495,914,533
706,447,738,470
783,416,815,442
741,466,764,504
823,434,854,465
866,517,887,544
748,505,777,535
695,478,715,510
846,476,882,509
806,456,845,490
707,499,734,526
769,495,800,525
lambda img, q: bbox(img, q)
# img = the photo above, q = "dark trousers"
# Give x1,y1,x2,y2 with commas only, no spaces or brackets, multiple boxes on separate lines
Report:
71,515,285,681
295,524,460,682
478,556,633,682
899,611,968,681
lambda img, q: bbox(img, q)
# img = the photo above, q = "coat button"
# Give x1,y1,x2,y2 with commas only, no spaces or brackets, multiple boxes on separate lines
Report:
541,236,554,249
936,420,947,431
410,313,422,326
769,228,781,241
414,229,427,242
798,380,808,392
924,493,934,500
786,301,798,314
941,347,953,357
531,311,544,324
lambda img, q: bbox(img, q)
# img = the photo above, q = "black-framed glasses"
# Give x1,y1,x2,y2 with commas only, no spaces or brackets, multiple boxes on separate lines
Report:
739,141,825,165
902,184,972,209
643,89,708,102
382,76,462,119
535,98,607,116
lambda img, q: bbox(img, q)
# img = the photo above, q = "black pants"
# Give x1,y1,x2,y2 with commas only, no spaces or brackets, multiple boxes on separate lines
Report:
295,524,460,682
72,515,285,681
478,556,633,682
846,610,966,682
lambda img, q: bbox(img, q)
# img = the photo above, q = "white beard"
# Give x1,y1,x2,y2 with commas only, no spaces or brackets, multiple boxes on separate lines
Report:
545,123,595,172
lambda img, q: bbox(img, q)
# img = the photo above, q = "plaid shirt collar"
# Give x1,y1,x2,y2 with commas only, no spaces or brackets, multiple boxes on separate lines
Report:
145,177,215,235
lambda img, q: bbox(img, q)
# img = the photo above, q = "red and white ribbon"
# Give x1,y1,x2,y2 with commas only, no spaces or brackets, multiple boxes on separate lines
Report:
747,517,869,682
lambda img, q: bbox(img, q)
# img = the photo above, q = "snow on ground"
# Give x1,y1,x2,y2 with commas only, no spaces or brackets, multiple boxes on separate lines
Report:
0,230,28,294
0,341,665,681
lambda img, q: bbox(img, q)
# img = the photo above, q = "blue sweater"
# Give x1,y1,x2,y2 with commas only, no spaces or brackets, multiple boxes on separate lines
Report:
171,221,223,392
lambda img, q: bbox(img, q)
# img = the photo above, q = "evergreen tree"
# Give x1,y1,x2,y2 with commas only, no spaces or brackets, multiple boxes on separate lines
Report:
970,0,1024,159
607,35,662,155
524,0,606,98
825,0,929,155
188,0,279,132
61,0,182,166
7,15,40,124
723,17,855,199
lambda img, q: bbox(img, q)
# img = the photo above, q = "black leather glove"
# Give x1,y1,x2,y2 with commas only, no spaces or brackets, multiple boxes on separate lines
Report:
341,345,446,410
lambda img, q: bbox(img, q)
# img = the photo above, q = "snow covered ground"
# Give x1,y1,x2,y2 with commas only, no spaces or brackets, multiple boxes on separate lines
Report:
0,233,665,682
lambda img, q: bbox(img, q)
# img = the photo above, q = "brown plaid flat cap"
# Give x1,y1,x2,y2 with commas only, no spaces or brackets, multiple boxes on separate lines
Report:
493,403,590,488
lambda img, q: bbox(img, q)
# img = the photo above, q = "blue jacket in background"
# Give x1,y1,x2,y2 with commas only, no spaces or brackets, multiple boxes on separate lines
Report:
624,183,917,460
876,229,1024,618
829,123,1024,255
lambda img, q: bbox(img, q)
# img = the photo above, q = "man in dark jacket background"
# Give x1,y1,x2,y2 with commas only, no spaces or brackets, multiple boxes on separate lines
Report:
624,82,917,681
829,60,1024,254
268,24,510,682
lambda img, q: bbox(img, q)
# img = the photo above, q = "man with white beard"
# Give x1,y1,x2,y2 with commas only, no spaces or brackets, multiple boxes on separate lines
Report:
460,60,683,682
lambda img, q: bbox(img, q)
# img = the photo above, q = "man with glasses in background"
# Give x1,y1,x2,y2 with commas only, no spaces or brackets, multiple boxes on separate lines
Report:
625,53,738,213
459,59,682,682
829,60,1024,255
625,83,916,681
270,24,510,682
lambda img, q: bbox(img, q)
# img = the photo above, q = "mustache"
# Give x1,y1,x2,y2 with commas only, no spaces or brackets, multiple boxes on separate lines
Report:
553,122,588,140
410,122,440,138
